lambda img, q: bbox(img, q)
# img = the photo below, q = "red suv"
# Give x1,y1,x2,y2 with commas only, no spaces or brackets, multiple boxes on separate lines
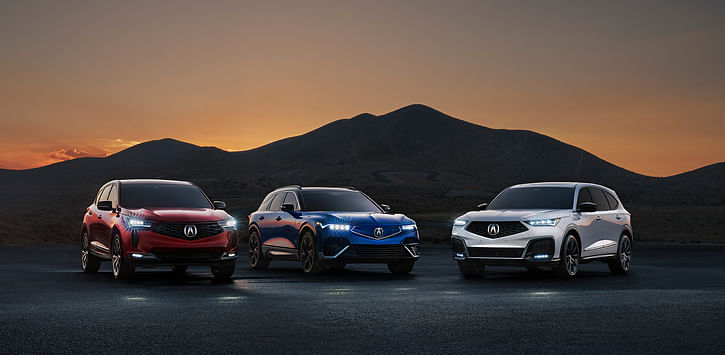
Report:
80,179,238,280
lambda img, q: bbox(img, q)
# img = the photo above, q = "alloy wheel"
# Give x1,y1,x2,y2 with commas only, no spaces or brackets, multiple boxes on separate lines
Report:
249,234,259,266
112,237,121,278
620,237,632,271
564,237,579,276
300,236,314,272
81,233,89,270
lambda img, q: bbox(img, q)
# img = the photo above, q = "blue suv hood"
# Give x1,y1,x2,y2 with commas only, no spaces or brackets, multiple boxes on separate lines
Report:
304,212,414,226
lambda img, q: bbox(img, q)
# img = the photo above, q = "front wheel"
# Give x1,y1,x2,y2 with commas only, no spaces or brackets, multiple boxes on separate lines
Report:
388,262,415,275
248,230,270,270
111,233,135,280
458,261,485,277
81,231,101,273
554,234,580,278
608,234,632,274
299,231,325,275
211,262,236,280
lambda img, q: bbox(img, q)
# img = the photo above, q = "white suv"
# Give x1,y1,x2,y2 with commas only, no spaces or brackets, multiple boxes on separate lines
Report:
452,182,632,277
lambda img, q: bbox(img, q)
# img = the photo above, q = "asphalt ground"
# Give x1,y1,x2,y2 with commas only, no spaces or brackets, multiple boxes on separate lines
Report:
1,245,724,354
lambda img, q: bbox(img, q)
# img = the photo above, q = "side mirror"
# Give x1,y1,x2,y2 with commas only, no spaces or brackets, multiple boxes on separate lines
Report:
577,202,597,213
281,203,295,212
477,203,488,210
380,204,391,213
213,201,227,210
97,200,113,211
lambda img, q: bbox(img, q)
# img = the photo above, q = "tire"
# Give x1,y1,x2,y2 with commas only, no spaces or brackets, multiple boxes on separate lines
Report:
172,265,188,274
299,231,325,275
111,232,135,280
248,230,270,270
555,234,580,278
81,230,101,273
608,234,632,274
388,262,415,275
211,261,236,280
458,261,485,277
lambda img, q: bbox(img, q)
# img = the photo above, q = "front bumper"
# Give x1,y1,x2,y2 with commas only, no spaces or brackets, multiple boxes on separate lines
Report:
318,229,420,264
122,228,239,267
451,221,563,265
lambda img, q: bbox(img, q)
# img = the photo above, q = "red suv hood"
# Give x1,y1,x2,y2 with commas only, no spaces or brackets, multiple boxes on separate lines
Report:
124,208,230,222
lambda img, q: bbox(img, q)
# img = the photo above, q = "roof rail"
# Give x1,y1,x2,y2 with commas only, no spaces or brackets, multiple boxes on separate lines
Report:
342,186,357,190
276,185,302,190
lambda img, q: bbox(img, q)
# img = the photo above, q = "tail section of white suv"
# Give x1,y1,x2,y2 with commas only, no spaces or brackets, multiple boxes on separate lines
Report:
451,182,632,278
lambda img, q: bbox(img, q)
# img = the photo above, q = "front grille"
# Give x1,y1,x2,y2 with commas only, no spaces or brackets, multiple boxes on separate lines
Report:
525,239,555,259
351,244,411,259
153,251,223,261
466,221,528,239
467,247,524,258
351,225,402,239
153,221,223,240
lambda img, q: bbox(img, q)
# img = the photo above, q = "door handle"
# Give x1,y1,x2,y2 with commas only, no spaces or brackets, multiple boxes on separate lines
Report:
616,215,622,220
259,216,264,220
596,216,602,221
98,214,102,219
275,216,282,221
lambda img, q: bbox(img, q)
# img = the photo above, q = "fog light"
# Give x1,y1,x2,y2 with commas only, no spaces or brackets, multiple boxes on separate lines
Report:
533,254,550,259
456,252,464,258
131,253,144,258
228,253,236,257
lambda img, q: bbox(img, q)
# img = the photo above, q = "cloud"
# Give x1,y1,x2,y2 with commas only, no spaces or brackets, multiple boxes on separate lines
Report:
46,147,105,161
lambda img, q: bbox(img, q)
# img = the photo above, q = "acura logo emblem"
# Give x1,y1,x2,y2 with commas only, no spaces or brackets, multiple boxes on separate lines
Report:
374,227,384,238
487,223,500,236
184,225,198,238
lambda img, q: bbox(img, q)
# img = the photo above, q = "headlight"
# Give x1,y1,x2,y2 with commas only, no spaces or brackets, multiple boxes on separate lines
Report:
525,218,560,226
401,224,416,231
221,218,237,230
122,215,153,229
318,223,351,231
453,219,467,226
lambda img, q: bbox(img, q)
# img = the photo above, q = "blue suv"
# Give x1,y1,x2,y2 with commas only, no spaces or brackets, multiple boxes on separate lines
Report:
247,186,420,274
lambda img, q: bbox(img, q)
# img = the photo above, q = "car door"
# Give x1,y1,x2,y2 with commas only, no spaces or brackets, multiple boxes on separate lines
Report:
280,192,302,249
97,183,120,249
575,187,603,258
259,192,286,246
583,188,615,257
88,184,111,254
597,189,623,255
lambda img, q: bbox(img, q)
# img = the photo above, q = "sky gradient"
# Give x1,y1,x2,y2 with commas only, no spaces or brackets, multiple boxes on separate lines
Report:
1,0,723,176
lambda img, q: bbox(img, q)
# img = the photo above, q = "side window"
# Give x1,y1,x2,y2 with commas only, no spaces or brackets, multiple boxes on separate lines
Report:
604,191,619,210
589,188,610,211
576,188,592,206
258,193,274,211
107,184,119,209
283,192,299,210
269,193,286,211
96,185,109,204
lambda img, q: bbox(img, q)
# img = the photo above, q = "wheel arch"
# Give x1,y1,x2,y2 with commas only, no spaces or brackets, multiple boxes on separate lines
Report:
297,223,317,255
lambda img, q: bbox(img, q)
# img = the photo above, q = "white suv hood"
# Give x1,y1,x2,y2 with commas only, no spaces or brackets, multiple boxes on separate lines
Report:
460,209,570,222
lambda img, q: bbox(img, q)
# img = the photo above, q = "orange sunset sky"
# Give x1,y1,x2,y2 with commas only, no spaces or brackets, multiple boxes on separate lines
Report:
1,1,723,176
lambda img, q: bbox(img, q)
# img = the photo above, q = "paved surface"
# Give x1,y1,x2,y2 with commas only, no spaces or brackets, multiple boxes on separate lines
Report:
1,245,724,354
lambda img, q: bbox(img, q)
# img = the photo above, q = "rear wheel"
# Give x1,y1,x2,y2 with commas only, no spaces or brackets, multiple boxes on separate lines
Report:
81,231,101,273
111,232,135,280
248,230,270,270
555,234,580,278
211,261,236,280
458,261,485,277
608,234,632,274
388,262,415,275
299,231,325,275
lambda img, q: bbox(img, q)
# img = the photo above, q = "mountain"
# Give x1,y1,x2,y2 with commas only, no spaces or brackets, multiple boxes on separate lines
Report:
0,104,723,245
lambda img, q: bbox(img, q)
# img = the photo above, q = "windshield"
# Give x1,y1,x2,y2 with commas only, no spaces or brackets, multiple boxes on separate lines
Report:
300,190,382,212
487,186,575,210
120,184,212,209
